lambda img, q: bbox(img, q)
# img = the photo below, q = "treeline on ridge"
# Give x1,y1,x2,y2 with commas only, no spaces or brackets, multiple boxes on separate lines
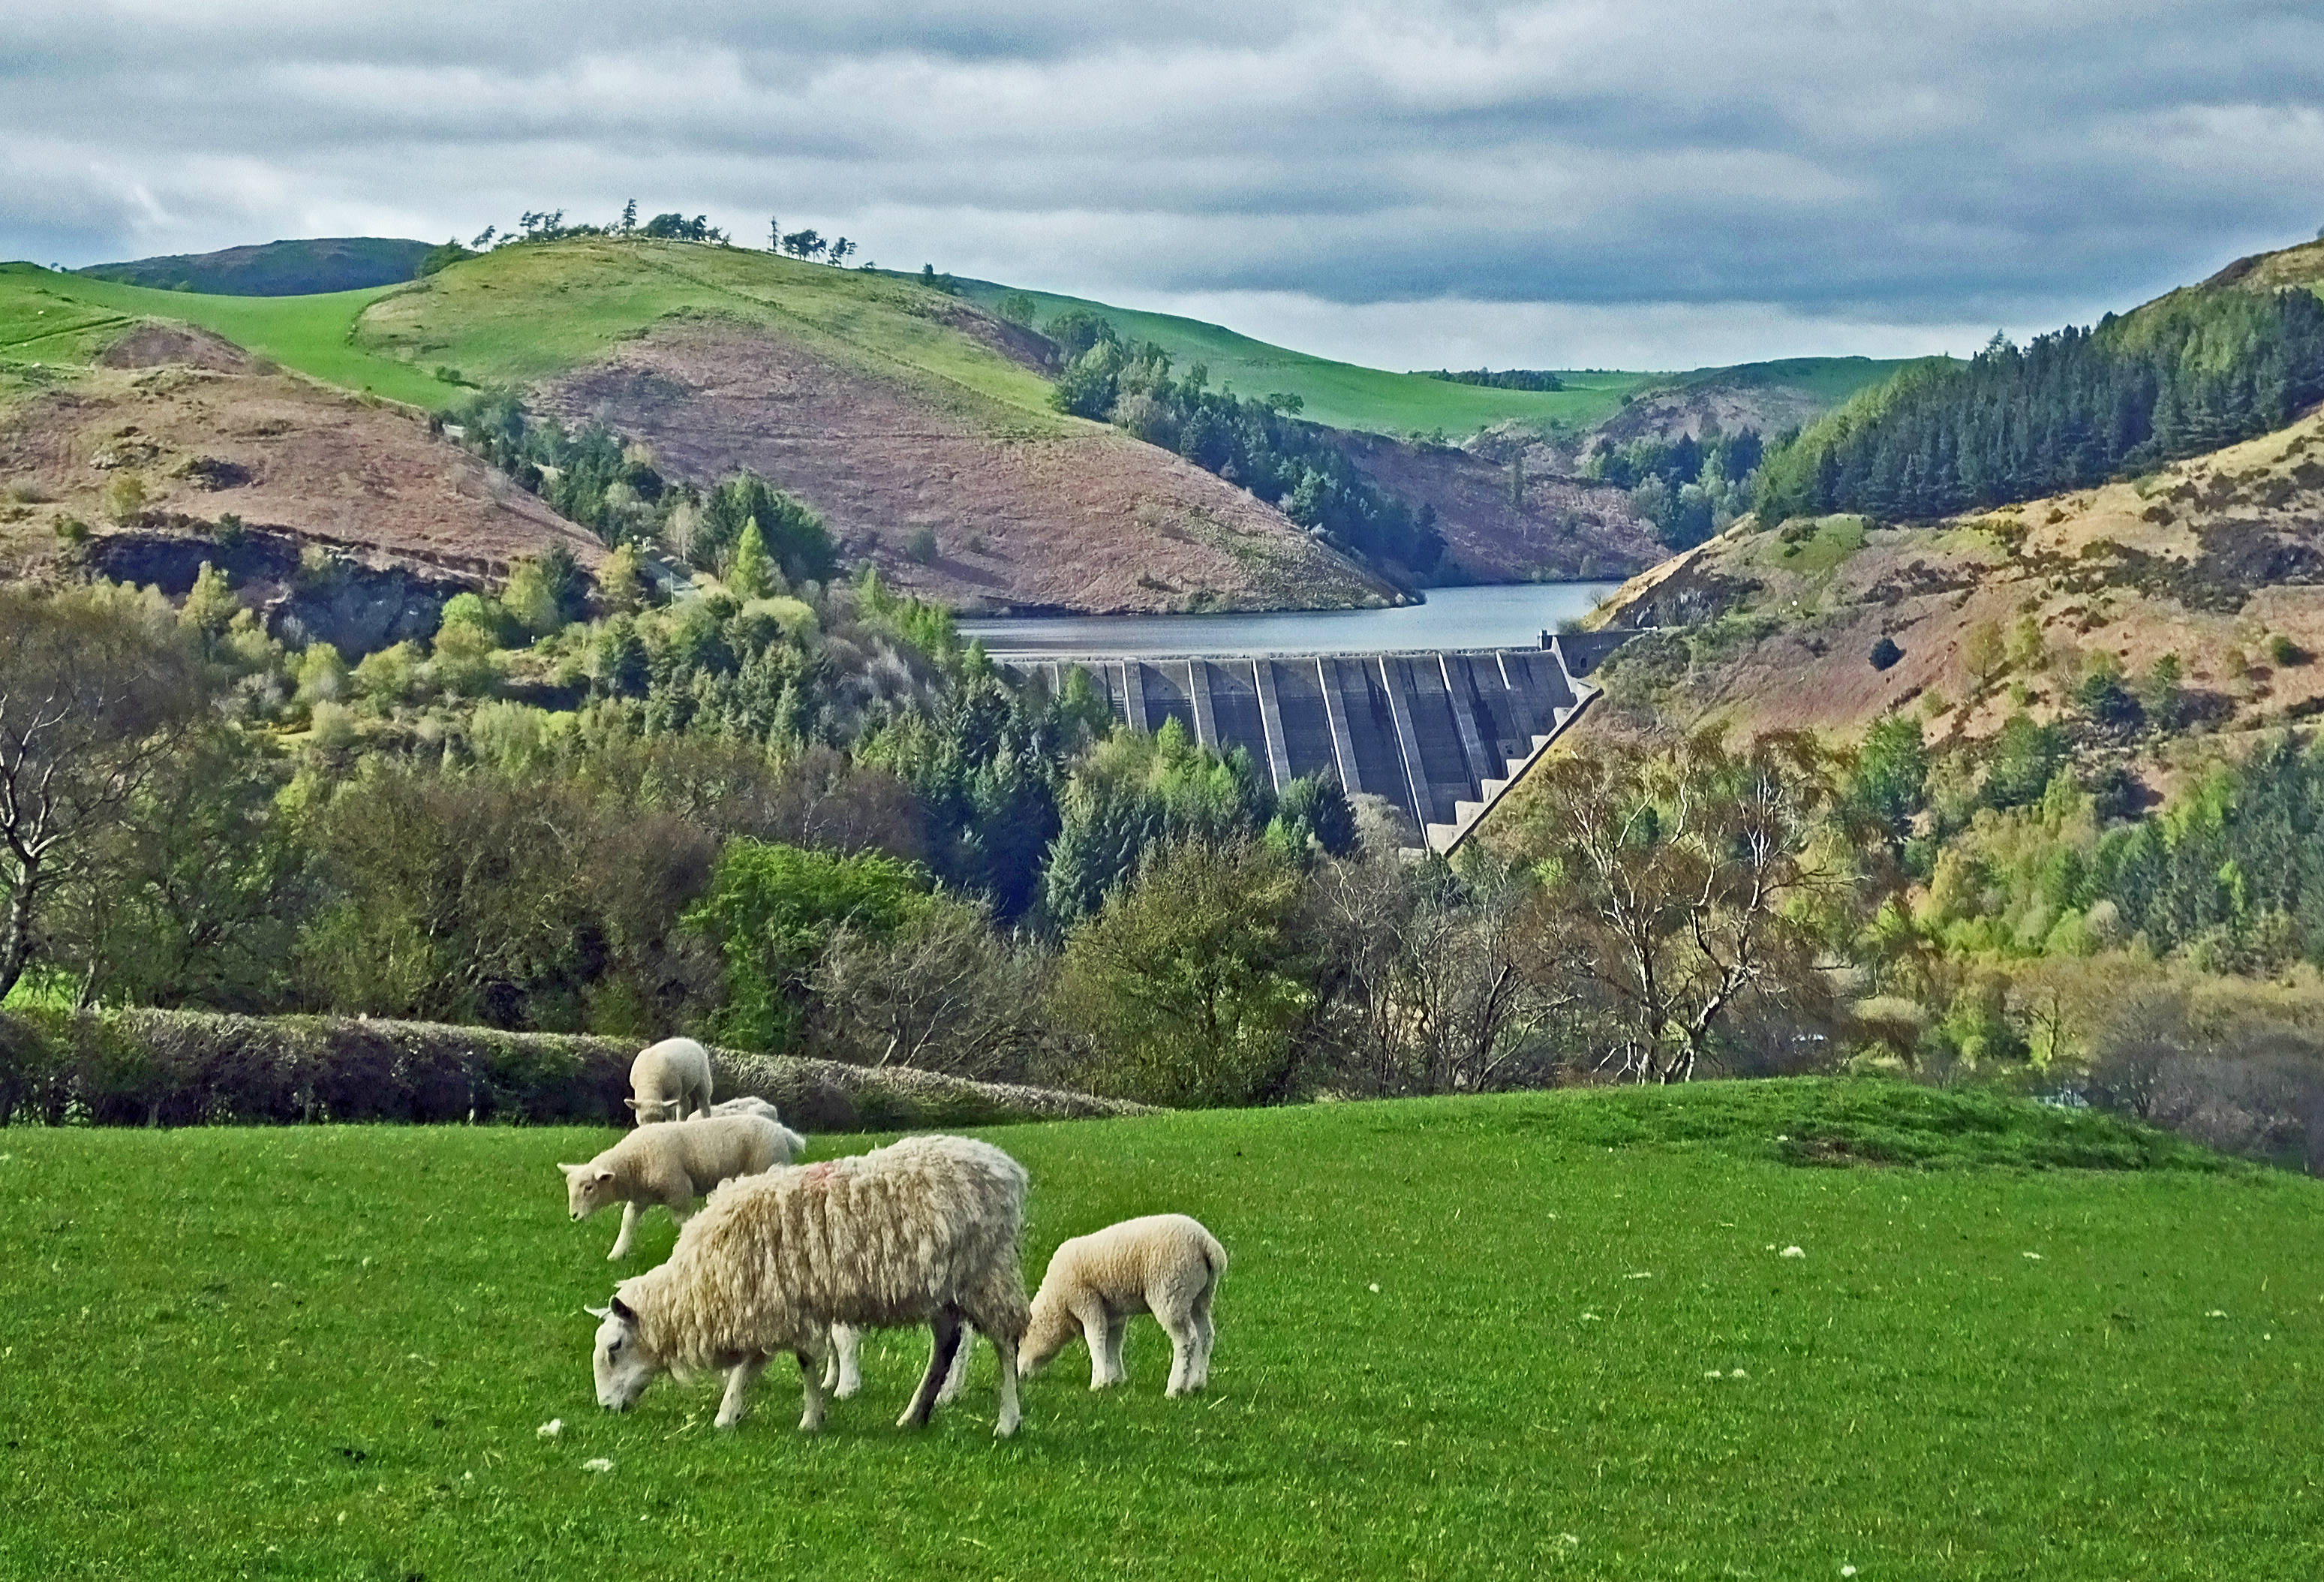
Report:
1755,285,2324,522
1414,368,1565,392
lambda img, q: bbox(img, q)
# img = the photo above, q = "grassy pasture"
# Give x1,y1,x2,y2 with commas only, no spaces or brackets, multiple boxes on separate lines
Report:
0,262,455,409
2,1081,2319,1580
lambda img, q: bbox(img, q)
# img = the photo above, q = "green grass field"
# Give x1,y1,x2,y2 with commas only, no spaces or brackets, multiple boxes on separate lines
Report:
4,1080,2317,1580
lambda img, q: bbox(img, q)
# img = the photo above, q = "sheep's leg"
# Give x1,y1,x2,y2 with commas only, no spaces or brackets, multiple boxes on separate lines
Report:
607,1201,643,1261
989,1325,1021,1439
1102,1316,1130,1390
1189,1288,1216,1390
899,1308,965,1429
795,1349,828,1433
1160,1307,1202,1397
715,1351,770,1430
935,1323,975,1405
823,1324,863,1398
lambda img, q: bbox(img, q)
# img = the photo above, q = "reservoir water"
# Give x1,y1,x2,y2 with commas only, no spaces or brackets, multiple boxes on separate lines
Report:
958,582,1622,657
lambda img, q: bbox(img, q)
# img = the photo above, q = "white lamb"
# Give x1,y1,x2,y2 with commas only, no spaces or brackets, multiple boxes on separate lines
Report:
560,1113,804,1260
626,1036,713,1123
1020,1214,1225,1396
585,1134,1031,1435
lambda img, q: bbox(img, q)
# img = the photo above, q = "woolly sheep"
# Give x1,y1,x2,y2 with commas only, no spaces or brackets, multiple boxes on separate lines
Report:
560,1114,804,1260
585,1134,1031,1435
626,1036,713,1123
703,1095,783,1123
1020,1214,1225,1396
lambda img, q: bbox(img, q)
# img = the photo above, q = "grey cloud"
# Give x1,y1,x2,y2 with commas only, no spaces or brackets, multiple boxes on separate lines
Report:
3,2,2321,366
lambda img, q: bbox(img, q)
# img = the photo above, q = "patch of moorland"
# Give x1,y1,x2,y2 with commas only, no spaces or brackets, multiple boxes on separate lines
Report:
73,237,437,298
2,1078,2316,1579
0,315,603,611
1580,405,2324,754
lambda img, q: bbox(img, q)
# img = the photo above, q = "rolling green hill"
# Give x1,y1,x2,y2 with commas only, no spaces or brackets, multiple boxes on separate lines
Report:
74,236,435,297
950,277,1923,443
951,275,1652,435
360,240,1065,433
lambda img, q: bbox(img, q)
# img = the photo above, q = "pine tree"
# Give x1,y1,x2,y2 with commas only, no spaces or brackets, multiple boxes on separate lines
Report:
728,518,778,599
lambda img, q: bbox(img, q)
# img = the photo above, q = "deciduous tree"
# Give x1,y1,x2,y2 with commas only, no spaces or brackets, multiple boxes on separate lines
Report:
0,586,209,1001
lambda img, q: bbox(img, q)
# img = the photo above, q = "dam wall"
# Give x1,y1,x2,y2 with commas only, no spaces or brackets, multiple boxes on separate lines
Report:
997,635,1619,853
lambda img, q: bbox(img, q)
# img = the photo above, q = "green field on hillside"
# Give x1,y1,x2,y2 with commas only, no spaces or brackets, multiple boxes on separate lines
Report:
0,261,455,407
358,241,1069,434
952,277,1655,437
5,1081,2318,1579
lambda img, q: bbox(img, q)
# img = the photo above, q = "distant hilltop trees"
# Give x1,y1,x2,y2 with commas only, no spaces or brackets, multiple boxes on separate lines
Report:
421,203,880,275
1412,368,1565,392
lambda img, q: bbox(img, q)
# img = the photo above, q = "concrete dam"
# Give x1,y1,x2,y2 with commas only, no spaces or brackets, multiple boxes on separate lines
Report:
994,631,1631,853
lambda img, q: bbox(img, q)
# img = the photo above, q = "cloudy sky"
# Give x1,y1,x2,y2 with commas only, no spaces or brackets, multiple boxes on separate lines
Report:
5,2,2321,370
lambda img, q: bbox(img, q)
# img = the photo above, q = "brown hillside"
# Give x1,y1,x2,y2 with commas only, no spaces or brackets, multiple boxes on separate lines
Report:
1327,429,1663,582
0,323,605,607
542,320,1402,615
1578,408,2324,754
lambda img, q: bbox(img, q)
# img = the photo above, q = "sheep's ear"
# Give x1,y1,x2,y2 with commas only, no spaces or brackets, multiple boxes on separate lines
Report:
582,1304,612,1320
558,1162,581,1174
610,1295,638,1325
623,1097,642,1111
594,1168,615,1183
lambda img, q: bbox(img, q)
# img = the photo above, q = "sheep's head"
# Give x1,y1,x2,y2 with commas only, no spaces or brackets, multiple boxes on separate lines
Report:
561,1162,618,1220
1019,1291,1075,1376
625,1096,681,1125
585,1295,660,1412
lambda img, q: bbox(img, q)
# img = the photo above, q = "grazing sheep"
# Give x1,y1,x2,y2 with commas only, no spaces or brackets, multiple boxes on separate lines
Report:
704,1095,783,1123
585,1135,1030,1436
626,1036,714,1123
560,1114,804,1260
1020,1214,1225,1396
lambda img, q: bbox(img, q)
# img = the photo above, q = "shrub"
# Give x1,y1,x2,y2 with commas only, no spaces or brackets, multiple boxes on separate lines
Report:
1869,636,1904,671
903,526,940,566
102,473,147,526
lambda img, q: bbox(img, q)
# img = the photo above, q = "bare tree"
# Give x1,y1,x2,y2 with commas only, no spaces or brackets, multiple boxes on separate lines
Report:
1503,729,1856,1083
809,899,1054,1081
1300,850,1571,1095
0,587,208,1001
